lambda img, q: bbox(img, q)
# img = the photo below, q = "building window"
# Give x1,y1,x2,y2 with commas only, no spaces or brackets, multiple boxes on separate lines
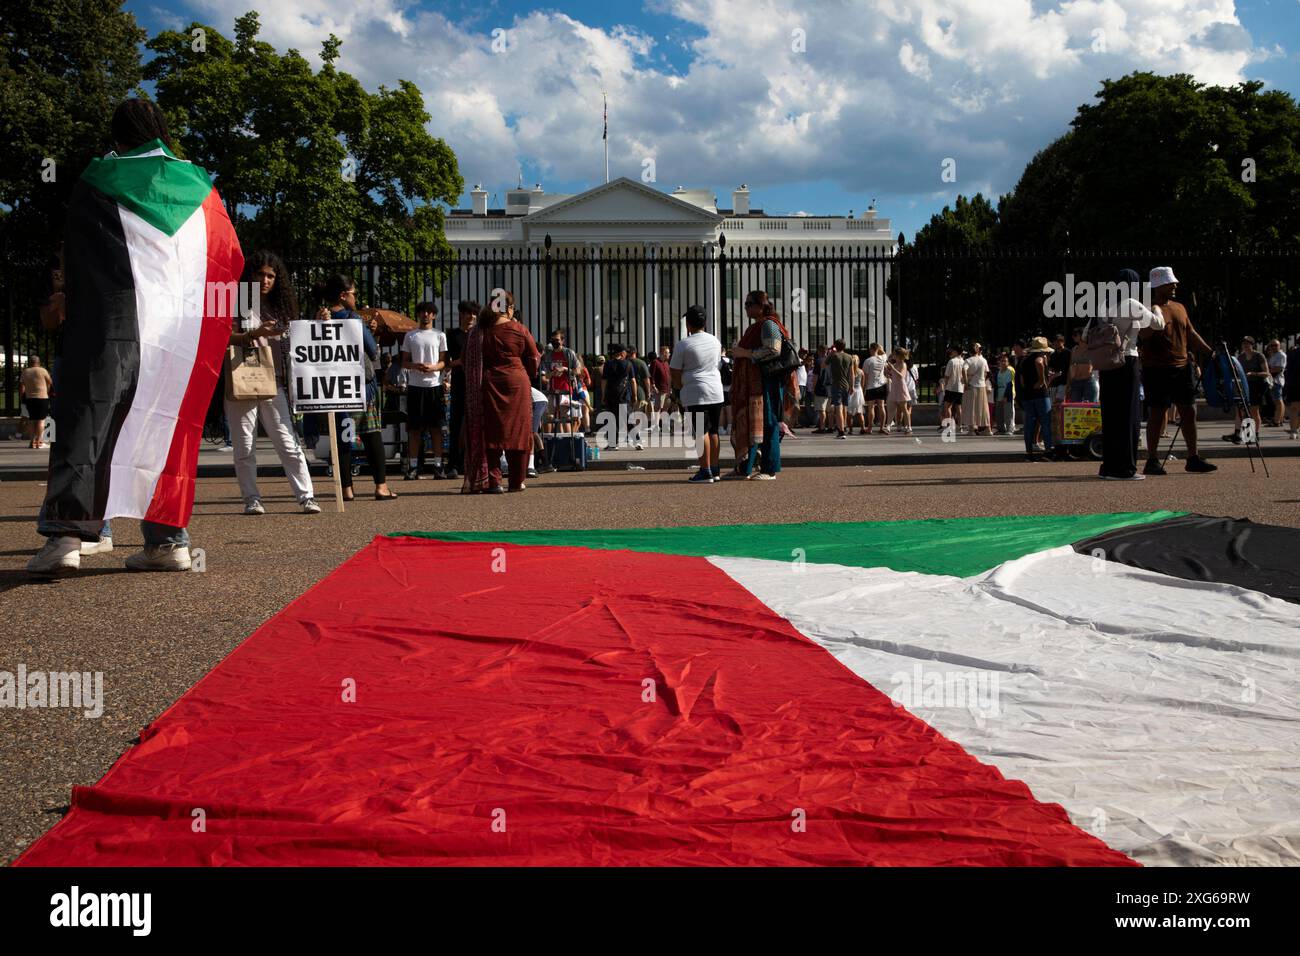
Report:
725,267,738,300
556,269,569,300
490,268,506,293
764,268,783,300
661,269,674,299
608,268,622,299
808,268,827,301
852,268,870,299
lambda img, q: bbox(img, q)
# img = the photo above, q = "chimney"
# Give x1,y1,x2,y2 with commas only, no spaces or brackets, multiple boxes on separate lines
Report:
471,184,488,217
732,184,750,216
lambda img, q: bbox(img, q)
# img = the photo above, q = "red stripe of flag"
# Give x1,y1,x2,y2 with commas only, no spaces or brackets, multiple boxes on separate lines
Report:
143,189,242,527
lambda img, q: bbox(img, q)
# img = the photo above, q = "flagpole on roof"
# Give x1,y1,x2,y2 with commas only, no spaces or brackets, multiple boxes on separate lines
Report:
603,90,609,184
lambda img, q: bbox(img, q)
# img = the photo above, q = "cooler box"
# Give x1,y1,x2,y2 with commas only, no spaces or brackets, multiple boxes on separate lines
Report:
543,433,588,471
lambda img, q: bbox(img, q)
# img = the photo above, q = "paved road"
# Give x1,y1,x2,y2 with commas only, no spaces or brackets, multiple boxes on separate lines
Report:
2,419,1295,477
1,457,1297,863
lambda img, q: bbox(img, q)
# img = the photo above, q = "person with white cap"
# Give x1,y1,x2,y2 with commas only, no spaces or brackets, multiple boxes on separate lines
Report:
1138,266,1216,475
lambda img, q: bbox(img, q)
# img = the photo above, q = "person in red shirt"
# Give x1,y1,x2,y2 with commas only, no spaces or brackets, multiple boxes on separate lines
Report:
547,346,573,434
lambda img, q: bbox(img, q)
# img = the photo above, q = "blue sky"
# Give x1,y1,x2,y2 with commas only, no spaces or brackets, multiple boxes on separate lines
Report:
128,1,1300,239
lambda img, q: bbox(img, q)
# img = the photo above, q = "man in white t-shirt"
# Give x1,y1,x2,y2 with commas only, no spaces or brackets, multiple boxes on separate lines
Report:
861,342,889,434
401,302,449,479
670,305,724,483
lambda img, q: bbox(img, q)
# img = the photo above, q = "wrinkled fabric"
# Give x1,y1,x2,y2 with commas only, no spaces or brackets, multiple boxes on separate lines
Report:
1076,514,1300,604
18,538,1127,867
717,547,1300,866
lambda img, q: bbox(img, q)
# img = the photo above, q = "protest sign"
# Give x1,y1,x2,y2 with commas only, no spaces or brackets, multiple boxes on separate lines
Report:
290,320,366,412
290,319,367,512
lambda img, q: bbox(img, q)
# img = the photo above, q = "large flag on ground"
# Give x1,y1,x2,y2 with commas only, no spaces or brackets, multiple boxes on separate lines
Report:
18,513,1300,866
44,139,243,527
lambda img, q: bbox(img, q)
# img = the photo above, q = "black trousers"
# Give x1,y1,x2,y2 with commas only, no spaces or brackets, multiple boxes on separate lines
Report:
1098,355,1140,478
334,416,387,489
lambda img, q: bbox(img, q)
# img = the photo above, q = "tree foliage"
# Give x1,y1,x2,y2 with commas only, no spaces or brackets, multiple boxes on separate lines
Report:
995,72,1300,248
144,12,463,261
0,0,146,254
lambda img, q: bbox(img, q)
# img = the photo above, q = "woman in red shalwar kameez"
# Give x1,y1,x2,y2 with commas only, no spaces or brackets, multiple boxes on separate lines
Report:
462,291,541,493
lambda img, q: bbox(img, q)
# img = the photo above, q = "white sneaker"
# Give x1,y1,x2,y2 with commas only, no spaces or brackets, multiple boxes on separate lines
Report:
634,442,644,451
125,545,192,572
300,498,321,514
244,498,265,516
27,536,81,574
80,536,114,556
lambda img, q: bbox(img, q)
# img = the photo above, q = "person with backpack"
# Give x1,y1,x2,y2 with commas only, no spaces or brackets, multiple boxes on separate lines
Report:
602,344,637,450
1089,268,1164,480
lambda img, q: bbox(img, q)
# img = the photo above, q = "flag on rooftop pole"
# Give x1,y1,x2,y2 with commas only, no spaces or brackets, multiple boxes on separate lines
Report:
603,90,609,183
42,139,243,528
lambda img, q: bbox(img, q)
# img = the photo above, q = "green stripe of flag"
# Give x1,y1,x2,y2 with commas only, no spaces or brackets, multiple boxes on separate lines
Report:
396,511,1185,577
80,138,214,236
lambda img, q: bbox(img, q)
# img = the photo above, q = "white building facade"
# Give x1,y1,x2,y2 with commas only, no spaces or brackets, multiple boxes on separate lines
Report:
439,178,897,356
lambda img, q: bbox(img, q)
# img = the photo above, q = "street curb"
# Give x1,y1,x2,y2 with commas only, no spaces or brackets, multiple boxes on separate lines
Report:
1,442,1292,481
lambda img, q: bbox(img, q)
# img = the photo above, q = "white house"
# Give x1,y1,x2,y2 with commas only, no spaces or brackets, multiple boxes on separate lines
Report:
440,178,896,355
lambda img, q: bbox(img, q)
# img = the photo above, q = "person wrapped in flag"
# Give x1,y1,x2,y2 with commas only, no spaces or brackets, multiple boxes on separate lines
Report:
28,99,244,574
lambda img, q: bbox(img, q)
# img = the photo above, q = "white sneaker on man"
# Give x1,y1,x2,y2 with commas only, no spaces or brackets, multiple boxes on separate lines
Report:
27,536,81,574
125,545,192,572
244,497,265,516
300,498,321,514
80,536,114,555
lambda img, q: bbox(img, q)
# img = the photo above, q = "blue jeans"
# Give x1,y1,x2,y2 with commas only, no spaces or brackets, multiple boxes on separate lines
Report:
1068,378,1099,403
1022,397,1053,454
745,377,784,475
38,504,187,547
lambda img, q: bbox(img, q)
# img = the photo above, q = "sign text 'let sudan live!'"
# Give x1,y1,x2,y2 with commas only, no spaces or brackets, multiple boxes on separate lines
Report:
289,319,366,412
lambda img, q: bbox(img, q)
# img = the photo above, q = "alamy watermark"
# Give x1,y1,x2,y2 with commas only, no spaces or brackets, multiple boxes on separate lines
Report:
1,665,103,718
889,663,1000,726
591,405,708,457
1042,276,1153,320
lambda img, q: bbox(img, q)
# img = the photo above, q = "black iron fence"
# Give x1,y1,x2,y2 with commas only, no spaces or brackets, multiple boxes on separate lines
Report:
277,239,895,361
5,241,1299,415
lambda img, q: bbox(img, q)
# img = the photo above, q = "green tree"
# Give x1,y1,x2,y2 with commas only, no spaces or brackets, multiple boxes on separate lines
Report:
912,193,999,249
144,11,463,278
0,0,146,255
996,73,1300,248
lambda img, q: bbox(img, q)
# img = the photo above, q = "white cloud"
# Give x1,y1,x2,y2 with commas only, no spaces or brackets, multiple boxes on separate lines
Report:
187,0,1272,207
899,40,933,80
